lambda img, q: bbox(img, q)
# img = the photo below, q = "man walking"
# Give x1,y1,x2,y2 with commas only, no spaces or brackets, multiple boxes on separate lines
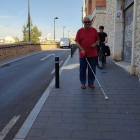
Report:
75,17,100,89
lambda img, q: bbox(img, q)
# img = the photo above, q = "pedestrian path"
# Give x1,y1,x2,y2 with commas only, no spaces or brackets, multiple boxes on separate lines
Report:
16,50,140,140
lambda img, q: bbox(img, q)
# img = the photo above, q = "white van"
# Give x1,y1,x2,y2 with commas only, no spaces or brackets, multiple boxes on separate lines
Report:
60,38,71,48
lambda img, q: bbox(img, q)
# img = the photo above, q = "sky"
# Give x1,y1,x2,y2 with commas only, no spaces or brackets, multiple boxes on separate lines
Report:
0,0,83,40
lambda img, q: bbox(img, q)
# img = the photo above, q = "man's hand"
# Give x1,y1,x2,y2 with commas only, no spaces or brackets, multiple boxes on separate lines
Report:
81,50,85,57
90,44,96,48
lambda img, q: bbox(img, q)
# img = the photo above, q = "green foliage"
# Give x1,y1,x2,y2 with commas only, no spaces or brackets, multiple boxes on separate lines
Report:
22,18,42,43
14,37,20,43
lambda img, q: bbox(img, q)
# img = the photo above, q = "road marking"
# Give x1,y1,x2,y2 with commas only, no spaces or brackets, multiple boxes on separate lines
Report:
0,115,20,140
40,53,55,61
13,55,70,140
50,61,63,74
0,51,48,67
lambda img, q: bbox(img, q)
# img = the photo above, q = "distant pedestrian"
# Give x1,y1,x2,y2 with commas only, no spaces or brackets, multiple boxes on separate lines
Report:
75,17,100,89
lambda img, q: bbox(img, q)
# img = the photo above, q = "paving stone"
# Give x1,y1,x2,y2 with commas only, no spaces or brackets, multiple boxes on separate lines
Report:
94,101,115,105
85,104,107,109
101,132,133,140
35,116,49,123
97,109,119,113
43,103,64,108
110,114,135,119
131,133,140,140
25,137,56,140
62,112,86,118
59,124,86,130
127,105,140,109
106,105,128,109
32,122,60,129
87,124,114,131
99,119,125,125
86,113,110,118
27,129,44,137
124,120,140,125
64,103,84,108
133,114,140,120
73,118,98,124
119,109,140,114
38,112,62,117
72,131,101,139
42,130,72,138
114,125,140,132
48,117,74,123
74,108,96,113
115,101,136,105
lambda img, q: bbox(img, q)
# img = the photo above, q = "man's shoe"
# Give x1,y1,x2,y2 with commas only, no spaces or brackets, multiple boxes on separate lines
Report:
81,84,86,89
88,84,95,88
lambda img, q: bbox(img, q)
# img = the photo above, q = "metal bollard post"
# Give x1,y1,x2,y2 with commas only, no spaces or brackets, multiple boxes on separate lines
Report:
71,45,73,58
55,56,59,88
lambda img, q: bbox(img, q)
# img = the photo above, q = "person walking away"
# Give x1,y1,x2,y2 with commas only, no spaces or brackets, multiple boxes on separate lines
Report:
75,17,100,89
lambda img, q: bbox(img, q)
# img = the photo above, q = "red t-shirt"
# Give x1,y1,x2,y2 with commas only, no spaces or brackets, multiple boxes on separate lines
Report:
75,27,99,58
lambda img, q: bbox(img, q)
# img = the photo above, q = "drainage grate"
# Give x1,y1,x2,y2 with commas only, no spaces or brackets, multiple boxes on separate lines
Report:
0,64,10,67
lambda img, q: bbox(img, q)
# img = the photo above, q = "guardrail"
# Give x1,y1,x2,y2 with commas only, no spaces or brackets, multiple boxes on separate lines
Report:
71,44,77,57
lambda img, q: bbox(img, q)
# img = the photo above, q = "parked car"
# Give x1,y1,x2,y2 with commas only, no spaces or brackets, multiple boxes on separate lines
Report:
60,38,71,48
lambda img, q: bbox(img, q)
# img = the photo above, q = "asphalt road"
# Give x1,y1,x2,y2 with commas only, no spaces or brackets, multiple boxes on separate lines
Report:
0,48,70,140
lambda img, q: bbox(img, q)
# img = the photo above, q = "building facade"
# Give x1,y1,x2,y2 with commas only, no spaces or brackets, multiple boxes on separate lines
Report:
83,0,106,31
82,0,140,80
106,0,140,79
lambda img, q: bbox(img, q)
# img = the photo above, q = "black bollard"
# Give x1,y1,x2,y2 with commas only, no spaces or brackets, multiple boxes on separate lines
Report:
55,56,59,88
71,45,73,58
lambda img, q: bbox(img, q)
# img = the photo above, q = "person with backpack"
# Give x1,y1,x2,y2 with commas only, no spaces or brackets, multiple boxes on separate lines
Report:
97,26,109,63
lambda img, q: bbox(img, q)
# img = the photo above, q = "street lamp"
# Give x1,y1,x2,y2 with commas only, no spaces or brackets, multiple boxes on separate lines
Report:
68,31,70,38
54,17,58,42
28,0,30,42
63,26,66,38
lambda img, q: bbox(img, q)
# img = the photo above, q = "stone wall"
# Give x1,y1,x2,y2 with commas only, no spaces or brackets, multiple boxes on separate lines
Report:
94,11,106,31
135,0,140,77
105,0,116,56
0,43,60,61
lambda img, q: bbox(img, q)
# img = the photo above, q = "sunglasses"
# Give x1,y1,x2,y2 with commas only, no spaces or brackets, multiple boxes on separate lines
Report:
84,21,90,24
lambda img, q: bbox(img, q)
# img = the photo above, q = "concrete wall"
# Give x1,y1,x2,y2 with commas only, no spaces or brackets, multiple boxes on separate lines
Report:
92,10,106,31
105,0,116,56
105,0,140,79
135,0,140,77
0,43,60,61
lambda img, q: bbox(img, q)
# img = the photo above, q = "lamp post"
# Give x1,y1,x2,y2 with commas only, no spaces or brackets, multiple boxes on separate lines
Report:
63,26,66,38
68,31,70,38
54,17,58,42
28,0,30,42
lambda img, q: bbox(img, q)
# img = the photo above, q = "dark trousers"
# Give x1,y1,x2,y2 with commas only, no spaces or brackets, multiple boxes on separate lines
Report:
79,57,98,85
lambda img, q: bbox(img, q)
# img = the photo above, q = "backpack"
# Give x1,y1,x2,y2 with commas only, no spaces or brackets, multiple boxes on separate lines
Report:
104,45,110,56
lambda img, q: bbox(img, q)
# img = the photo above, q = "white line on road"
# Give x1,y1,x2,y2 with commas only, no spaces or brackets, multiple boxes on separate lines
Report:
50,61,63,74
0,51,48,67
40,53,55,61
13,55,70,140
0,115,20,140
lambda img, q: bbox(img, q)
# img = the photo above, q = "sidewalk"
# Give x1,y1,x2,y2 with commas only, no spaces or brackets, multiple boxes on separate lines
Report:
15,50,140,140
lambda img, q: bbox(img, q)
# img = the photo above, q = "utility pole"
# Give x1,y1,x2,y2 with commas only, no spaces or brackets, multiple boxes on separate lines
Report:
28,0,30,42
54,17,58,41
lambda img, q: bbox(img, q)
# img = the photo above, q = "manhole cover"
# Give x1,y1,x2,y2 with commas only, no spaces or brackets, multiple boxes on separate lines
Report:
0,64,10,67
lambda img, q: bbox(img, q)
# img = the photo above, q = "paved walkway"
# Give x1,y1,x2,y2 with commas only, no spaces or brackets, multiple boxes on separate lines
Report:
20,50,140,140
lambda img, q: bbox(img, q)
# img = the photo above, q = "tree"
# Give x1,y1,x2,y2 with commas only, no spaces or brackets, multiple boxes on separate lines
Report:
22,19,42,42
14,37,20,43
